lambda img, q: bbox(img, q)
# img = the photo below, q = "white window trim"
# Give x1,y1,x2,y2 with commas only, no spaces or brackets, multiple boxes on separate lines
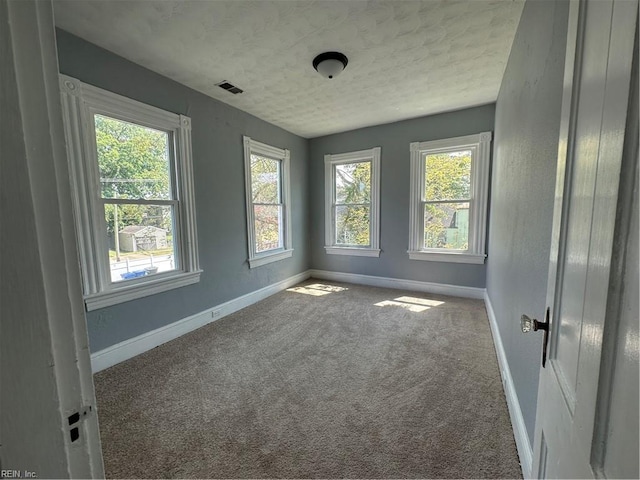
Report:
59,75,201,311
243,136,293,268
324,147,381,257
408,132,492,264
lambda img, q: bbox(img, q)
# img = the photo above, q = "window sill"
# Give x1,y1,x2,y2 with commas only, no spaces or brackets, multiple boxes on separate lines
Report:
84,270,202,311
407,250,486,264
248,248,293,268
325,246,381,257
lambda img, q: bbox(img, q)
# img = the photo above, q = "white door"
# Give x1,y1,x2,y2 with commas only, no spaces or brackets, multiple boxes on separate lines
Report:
530,0,638,478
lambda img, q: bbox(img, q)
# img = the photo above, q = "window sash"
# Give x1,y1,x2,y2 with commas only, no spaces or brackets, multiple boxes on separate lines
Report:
422,201,471,252
332,201,372,247
101,198,177,206
250,155,282,204
252,202,284,206
423,199,471,205
422,149,472,202
252,203,284,253
94,113,177,202
251,156,283,254
331,160,372,246
90,119,185,288
333,204,371,247
419,147,476,252
101,199,181,280
324,148,380,257
104,203,178,283
251,158,282,204
333,160,371,204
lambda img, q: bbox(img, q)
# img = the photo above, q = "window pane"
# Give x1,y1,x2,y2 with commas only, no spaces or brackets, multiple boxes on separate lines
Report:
424,150,471,201
424,202,469,250
95,114,172,200
251,155,280,204
254,204,282,253
105,203,176,282
335,205,370,246
335,161,370,204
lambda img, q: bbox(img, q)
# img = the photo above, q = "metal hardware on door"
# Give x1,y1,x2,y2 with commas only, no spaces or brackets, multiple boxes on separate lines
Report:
521,314,549,333
520,307,550,368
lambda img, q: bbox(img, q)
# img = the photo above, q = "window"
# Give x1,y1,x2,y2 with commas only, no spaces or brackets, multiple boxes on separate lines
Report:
408,132,491,264
59,75,200,311
324,147,381,257
243,136,293,268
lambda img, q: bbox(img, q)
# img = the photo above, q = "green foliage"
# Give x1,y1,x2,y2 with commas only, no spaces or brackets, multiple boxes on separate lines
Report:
250,155,282,252
424,203,469,249
95,115,170,199
424,151,471,249
251,155,280,203
94,115,173,236
254,205,281,252
335,162,371,246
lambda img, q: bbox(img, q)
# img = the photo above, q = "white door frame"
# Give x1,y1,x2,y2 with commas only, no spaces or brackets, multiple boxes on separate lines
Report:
1,0,104,476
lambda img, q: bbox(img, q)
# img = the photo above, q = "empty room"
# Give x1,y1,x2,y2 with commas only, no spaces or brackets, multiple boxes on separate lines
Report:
2,0,638,478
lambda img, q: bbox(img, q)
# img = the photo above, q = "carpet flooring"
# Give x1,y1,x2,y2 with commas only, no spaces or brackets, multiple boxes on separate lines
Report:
94,280,522,479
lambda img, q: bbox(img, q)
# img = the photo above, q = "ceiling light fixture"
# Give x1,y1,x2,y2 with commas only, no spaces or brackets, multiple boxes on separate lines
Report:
313,52,348,79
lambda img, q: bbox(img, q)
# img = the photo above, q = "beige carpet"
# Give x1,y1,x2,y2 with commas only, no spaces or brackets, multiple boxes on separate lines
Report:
94,279,522,479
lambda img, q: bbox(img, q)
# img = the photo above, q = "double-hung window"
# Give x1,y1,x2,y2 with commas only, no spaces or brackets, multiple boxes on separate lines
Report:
243,136,293,268
60,75,200,311
324,147,381,257
408,132,491,264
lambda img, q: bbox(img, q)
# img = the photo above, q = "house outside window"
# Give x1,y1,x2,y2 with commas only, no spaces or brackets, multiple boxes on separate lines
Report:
242,136,293,268
408,132,491,264
324,147,381,257
59,75,200,311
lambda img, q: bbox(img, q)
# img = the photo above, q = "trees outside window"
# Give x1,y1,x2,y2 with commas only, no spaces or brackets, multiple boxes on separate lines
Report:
408,132,491,264
423,150,471,250
250,154,282,253
95,115,175,276
243,136,292,268
324,147,381,257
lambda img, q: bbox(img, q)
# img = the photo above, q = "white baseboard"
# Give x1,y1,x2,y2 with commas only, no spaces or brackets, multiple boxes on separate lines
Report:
484,291,533,479
91,270,311,372
309,269,485,299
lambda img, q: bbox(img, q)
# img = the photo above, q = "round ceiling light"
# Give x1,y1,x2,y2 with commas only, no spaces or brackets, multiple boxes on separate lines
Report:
313,52,349,79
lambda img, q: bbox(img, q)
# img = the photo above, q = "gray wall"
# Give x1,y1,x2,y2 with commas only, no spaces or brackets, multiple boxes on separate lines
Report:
56,30,310,352
308,105,495,287
486,0,569,445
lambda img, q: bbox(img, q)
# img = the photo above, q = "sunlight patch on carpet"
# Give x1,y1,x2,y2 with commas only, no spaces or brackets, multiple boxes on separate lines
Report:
374,299,430,312
394,296,445,307
375,296,445,312
287,283,349,296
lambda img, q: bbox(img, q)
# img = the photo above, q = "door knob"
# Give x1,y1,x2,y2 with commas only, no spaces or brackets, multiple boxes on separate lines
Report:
521,314,549,333
520,308,550,368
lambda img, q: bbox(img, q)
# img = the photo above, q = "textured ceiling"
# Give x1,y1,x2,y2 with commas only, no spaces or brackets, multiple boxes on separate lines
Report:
53,0,524,139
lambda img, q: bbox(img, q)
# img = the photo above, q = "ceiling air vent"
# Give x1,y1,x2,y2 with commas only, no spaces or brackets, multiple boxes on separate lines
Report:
216,81,243,95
